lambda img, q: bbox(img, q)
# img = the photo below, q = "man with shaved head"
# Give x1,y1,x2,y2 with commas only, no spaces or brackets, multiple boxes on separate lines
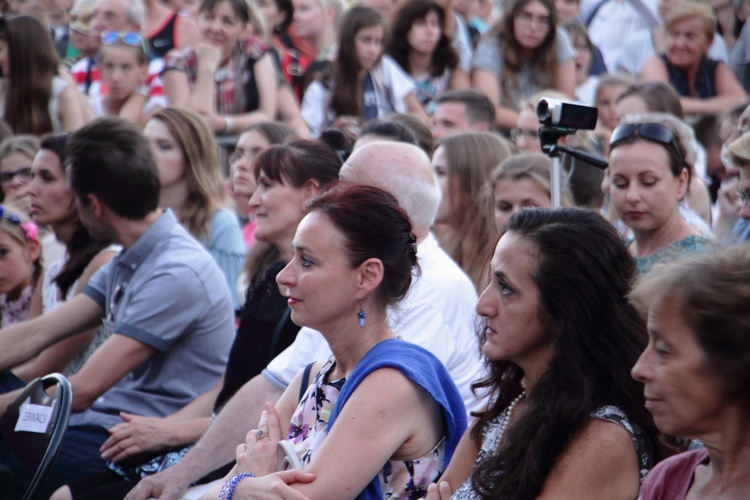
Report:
129,142,481,499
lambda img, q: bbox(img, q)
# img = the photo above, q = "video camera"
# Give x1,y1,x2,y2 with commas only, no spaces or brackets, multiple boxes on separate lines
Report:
536,98,598,131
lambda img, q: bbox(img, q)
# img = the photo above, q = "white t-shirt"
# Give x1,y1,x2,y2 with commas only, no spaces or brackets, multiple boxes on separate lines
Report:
301,55,416,137
263,232,486,417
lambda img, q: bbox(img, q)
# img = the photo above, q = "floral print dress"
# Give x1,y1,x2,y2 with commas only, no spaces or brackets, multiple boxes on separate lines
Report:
286,357,448,499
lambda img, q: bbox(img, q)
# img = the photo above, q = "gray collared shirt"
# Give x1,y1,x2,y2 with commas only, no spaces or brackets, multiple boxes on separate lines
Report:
74,210,235,429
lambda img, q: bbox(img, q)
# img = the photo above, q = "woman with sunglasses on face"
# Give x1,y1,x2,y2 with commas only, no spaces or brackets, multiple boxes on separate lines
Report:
162,0,277,134
608,113,713,274
470,0,575,131
426,207,667,500
0,16,89,135
89,32,161,125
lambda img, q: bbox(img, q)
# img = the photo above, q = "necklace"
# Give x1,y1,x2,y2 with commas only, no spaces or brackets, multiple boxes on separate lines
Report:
495,391,526,453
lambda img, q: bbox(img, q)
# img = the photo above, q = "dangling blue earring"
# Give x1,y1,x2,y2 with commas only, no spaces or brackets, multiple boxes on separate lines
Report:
357,302,366,328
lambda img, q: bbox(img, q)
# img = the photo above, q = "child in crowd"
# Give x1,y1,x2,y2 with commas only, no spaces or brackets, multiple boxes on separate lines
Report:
301,6,426,136
0,205,40,328
89,32,156,125
592,74,633,154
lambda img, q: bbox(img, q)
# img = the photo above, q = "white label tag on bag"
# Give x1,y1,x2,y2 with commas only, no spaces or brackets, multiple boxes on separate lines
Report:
14,399,53,433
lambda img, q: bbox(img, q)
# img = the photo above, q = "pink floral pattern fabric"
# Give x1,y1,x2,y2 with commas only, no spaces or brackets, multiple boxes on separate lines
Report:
286,357,447,498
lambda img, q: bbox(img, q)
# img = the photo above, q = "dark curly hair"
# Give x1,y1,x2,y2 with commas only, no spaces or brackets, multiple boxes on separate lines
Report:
388,0,458,77
470,207,666,498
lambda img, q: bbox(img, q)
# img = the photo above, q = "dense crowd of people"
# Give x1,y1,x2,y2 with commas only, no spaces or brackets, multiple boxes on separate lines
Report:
0,0,748,498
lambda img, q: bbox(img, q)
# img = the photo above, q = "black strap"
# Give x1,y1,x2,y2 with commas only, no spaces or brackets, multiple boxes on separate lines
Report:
266,307,292,365
298,362,315,403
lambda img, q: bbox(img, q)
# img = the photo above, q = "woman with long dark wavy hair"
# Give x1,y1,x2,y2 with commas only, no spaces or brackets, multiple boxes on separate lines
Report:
427,207,672,499
387,0,467,113
470,0,574,130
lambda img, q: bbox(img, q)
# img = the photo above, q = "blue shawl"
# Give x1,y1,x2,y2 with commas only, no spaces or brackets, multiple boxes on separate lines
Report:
327,338,467,499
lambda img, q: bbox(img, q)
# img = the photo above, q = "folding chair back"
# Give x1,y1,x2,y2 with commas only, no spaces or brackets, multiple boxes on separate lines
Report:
0,373,72,500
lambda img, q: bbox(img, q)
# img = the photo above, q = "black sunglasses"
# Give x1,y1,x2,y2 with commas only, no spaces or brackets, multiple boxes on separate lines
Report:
609,123,676,149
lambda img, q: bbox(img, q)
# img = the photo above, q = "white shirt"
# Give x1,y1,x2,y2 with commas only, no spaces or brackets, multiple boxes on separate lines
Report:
263,232,485,416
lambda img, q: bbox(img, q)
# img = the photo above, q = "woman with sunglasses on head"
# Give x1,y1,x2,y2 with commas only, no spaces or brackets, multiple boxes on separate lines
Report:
607,113,713,274
162,0,278,134
89,32,162,125
426,207,668,499
0,15,89,135
470,0,575,131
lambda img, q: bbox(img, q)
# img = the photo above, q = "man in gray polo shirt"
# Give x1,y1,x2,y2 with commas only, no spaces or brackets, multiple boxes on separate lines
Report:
0,118,235,496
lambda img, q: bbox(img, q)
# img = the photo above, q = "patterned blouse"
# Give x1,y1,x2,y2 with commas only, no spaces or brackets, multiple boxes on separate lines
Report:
163,36,267,115
286,357,448,498
452,405,653,498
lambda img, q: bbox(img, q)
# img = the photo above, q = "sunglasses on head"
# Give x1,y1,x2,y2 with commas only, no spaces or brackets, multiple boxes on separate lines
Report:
101,31,148,53
609,123,676,149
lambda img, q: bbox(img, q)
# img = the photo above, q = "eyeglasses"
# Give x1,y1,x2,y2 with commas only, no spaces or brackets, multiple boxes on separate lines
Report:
514,11,551,28
101,31,148,53
0,166,32,186
510,128,539,143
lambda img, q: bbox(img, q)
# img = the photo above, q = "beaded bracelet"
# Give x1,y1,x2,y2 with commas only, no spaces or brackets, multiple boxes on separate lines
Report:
219,472,255,500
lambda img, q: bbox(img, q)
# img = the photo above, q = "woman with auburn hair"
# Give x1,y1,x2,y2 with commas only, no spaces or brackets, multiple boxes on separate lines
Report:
143,107,246,311
470,0,575,130
427,207,669,499
388,0,467,113
198,184,465,499
630,247,750,499
0,15,88,134
432,132,511,291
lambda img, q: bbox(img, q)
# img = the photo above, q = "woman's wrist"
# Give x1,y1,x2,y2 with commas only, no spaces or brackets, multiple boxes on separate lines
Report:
219,472,255,500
